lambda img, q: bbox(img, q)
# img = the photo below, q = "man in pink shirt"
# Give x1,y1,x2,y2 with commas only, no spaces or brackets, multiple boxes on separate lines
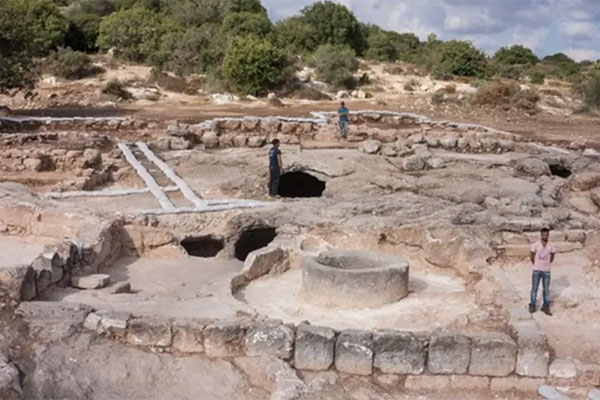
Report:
529,228,556,315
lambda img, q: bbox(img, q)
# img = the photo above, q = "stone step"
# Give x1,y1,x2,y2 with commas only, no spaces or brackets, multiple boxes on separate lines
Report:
496,242,583,257
300,141,359,150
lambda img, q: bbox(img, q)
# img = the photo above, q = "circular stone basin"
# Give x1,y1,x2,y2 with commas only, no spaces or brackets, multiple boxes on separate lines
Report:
302,250,409,308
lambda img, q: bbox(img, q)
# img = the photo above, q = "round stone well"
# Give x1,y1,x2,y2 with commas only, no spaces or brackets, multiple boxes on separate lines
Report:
302,250,409,308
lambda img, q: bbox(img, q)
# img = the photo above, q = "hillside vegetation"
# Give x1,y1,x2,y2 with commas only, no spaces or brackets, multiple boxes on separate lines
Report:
1,0,599,110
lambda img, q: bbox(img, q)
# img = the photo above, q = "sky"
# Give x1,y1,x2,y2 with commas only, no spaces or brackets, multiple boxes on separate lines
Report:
262,0,600,61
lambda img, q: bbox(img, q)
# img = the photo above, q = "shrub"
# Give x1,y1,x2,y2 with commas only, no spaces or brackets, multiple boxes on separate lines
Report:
102,79,131,99
45,47,103,79
271,16,318,53
64,13,101,52
0,0,38,94
97,7,170,62
222,37,291,95
150,70,190,93
529,70,545,84
473,80,539,113
312,44,358,88
493,45,538,65
301,1,366,55
221,11,272,38
583,73,600,110
432,40,489,79
153,24,225,76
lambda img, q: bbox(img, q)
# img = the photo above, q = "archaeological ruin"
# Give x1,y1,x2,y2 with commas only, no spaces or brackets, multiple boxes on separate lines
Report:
1,108,600,400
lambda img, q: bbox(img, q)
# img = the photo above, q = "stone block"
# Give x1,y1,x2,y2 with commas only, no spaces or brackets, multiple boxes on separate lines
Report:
538,385,571,400
204,320,247,358
248,136,266,148
427,331,471,374
172,319,209,353
359,140,382,155
262,118,281,134
233,135,247,147
96,310,130,338
294,324,335,371
490,377,544,392
222,119,241,131
202,131,219,148
571,172,600,191
373,330,426,375
335,330,373,376
0,356,22,400
511,320,550,378
469,333,516,377
280,122,298,134
71,274,110,289
126,317,172,347
111,281,131,294
0,264,36,301
549,359,576,379
83,312,101,331
242,246,286,281
241,117,259,130
244,320,295,359
564,230,586,243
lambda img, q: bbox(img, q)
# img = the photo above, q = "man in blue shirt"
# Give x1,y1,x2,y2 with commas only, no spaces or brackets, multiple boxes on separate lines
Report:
268,139,282,197
337,102,349,139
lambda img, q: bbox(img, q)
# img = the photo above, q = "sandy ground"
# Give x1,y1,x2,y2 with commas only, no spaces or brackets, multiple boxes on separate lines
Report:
46,256,252,320
0,235,54,267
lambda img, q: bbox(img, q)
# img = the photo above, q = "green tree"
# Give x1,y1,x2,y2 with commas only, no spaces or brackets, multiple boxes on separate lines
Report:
97,7,170,62
271,16,318,53
0,0,38,94
312,44,358,88
583,73,600,109
162,0,264,27
365,31,398,61
394,32,422,62
301,1,366,54
45,47,102,79
153,24,225,75
432,40,489,78
222,37,291,95
221,11,272,38
25,0,69,55
64,13,101,52
493,45,538,65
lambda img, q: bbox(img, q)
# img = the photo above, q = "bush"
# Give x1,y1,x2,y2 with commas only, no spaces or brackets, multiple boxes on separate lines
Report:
529,70,545,84
0,0,39,94
102,79,131,99
365,31,398,62
301,1,366,55
271,16,318,53
221,11,272,38
432,40,489,79
153,24,225,76
45,47,103,79
97,7,170,62
493,45,538,65
583,74,600,110
473,80,539,113
64,13,101,52
222,37,291,95
25,0,69,55
312,44,358,88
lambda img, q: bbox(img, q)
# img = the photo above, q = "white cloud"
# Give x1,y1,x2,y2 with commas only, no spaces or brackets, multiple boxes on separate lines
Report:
560,21,599,40
565,48,600,62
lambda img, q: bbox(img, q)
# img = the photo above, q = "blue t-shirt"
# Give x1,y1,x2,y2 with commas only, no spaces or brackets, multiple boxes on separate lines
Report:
338,107,349,122
269,147,281,169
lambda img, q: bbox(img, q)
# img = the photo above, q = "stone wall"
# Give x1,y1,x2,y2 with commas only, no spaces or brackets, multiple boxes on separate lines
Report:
79,308,558,385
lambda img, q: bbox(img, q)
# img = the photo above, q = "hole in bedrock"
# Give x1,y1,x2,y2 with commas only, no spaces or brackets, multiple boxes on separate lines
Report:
181,236,224,257
278,171,326,198
234,227,277,261
549,164,572,178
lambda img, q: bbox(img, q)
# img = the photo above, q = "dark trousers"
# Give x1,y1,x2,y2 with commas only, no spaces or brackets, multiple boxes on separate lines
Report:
530,270,551,307
269,166,280,196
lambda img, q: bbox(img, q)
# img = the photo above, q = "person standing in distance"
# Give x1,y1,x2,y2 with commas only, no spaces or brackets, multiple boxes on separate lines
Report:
268,139,282,197
337,101,349,139
529,228,556,316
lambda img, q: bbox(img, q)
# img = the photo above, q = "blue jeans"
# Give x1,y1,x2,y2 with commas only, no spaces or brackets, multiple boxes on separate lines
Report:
530,270,551,307
338,120,348,137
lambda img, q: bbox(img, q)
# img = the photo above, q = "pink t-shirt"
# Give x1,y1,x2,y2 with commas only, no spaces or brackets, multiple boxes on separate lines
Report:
530,240,556,272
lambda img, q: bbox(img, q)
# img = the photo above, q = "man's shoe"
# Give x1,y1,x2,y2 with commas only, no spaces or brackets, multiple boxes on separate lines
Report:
541,306,552,316
528,304,536,313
